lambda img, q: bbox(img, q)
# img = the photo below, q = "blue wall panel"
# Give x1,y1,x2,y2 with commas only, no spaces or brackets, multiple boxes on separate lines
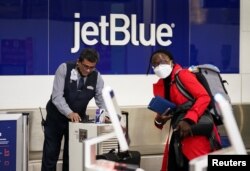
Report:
0,0,239,75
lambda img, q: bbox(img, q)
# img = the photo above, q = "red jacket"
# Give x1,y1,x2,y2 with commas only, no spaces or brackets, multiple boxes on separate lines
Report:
153,64,221,171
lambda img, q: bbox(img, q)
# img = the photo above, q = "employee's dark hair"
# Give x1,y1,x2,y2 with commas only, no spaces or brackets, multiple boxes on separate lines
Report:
146,49,174,74
79,48,99,63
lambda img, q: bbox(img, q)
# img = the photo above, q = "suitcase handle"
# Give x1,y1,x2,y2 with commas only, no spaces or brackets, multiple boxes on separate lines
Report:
116,111,130,153
121,111,129,135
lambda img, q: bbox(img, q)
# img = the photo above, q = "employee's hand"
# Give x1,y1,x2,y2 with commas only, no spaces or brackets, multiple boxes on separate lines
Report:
104,116,111,123
68,112,82,122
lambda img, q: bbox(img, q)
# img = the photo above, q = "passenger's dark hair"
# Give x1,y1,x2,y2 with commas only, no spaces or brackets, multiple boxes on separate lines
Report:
79,48,99,63
146,49,174,74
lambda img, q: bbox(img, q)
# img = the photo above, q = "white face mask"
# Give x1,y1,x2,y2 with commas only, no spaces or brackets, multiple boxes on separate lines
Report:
153,64,173,78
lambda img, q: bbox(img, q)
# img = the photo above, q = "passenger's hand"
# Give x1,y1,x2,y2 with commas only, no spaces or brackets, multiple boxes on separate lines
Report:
175,120,192,138
68,112,82,122
155,113,172,125
162,108,174,116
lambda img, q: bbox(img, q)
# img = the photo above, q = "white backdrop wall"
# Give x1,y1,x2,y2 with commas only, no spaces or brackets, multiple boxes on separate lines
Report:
0,0,250,109
0,74,246,110
0,75,159,109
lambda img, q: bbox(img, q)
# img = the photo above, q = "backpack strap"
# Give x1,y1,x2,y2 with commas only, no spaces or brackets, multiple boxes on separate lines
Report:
174,70,194,102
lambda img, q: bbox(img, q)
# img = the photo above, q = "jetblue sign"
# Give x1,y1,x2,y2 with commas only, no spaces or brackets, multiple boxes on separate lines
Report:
0,0,239,75
71,13,175,53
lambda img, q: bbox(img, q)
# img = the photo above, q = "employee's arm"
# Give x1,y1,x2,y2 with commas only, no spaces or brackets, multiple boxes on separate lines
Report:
51,63,73,117
94,72,106,110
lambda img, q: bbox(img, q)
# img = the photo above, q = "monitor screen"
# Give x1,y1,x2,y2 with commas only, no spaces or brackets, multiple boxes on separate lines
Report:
102,86,129,152
0,113,23,171
189,94,246,171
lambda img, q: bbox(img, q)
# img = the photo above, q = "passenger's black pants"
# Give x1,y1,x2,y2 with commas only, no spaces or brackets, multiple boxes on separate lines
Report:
167,133,189,171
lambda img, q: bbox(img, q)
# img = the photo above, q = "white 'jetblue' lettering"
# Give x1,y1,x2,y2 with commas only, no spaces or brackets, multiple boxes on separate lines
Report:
71,13,174,53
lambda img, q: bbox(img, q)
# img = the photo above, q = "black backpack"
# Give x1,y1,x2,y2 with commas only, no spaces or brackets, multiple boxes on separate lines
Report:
175,64,231,126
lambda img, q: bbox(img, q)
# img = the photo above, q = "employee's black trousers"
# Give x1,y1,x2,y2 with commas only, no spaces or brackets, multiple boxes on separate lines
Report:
41,109,69,171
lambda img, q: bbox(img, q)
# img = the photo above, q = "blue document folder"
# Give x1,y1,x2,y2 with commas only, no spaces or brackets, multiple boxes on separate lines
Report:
148,96,176,115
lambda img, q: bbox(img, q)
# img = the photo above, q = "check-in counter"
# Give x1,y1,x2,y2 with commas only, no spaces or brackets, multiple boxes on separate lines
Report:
0,104,250,171
68,122,117,171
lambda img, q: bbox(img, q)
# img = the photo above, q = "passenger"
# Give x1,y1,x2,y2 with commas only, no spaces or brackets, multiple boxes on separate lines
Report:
147,49,221,171
41,47,106,171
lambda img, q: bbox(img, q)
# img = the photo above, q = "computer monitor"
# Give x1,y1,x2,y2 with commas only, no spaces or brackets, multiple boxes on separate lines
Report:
101,86,129,151
189,93,246,171
83,86,142,171
0,113,23,171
